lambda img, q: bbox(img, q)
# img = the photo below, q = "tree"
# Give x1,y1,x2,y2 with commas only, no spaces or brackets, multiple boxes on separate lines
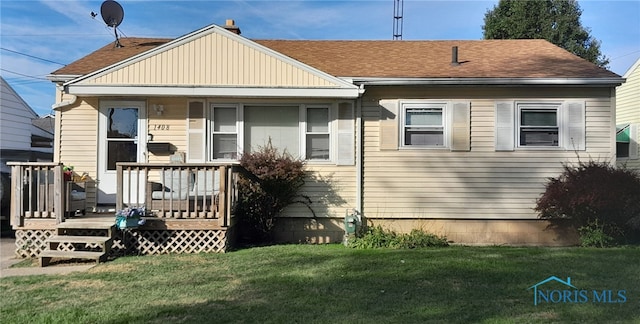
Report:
483,0,609,68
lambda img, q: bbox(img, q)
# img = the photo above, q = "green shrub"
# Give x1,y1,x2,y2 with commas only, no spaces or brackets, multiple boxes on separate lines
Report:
348,225,448,249
578,219,615,248
236,141,310,244
535,161,640,245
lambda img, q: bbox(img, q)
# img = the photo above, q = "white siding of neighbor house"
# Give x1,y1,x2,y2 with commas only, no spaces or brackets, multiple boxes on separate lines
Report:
361,86,615,220
86,32,338,88
1,77,38,151
616,59,640,169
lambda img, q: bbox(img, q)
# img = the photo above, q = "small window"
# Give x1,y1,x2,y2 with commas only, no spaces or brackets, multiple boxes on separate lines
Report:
402,104,446,147
616,125,630,158
306,107,330,160
211,106,237,159
518,105,559,147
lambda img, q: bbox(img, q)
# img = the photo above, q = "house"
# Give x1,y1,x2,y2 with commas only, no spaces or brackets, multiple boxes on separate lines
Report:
1,76,53,218
16,19,621,252
616,58,639,168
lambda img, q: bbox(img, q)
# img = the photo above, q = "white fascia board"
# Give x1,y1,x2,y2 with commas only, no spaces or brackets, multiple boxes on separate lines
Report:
349,77,625,87
47,74,79,83
66,85,361,98
622,58,640,79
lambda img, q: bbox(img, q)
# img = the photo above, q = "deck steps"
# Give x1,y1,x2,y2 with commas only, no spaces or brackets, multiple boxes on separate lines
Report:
46,235,111,245
40,221,115,267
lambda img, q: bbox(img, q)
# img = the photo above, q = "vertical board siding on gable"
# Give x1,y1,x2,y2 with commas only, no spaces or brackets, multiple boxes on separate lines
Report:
87,33,336,87
361,89,614,220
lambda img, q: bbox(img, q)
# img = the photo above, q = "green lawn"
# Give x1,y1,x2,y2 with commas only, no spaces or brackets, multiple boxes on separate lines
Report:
1,245,639,323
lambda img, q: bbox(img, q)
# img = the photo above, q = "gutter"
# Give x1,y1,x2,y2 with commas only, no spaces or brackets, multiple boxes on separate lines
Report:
51,84,77,110
348,77,625,87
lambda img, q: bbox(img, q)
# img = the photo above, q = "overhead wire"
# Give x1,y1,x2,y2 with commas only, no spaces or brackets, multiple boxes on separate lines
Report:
0,48,67,66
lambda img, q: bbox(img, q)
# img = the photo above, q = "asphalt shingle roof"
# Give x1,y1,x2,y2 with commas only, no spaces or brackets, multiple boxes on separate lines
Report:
51,37,620,79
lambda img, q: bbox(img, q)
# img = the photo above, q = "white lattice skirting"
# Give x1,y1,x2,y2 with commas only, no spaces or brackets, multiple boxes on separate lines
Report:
15,229,55,258
112,229,230,255
14,229,230,258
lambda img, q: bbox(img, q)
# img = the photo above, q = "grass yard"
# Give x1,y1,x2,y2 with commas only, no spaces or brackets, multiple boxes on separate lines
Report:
1,245,639,323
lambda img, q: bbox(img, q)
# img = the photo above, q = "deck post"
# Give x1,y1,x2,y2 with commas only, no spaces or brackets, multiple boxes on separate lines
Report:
10,164,23,227
218,166,227,227
54,164,65,224
226,167,233,227
116,164,123,212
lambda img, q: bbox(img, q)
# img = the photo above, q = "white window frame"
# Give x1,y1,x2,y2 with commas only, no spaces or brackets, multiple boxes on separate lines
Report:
302,105,332,162
206,102,337,163
516,102,562,149
400,101,449,149
209,104,241,161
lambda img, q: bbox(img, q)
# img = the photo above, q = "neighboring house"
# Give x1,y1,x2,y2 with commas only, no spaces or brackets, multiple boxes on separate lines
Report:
616,58,640,169
46,20,623,245
0,76,54,216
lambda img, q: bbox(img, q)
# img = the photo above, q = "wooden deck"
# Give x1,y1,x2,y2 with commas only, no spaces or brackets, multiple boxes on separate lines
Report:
8,162,255,259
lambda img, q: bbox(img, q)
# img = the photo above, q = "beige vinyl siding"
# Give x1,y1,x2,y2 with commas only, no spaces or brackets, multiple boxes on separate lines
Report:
87,33,337,88
58,97,99,209
362,87,615,220
146,98,188,163
280,164,357,218
616,61,640,169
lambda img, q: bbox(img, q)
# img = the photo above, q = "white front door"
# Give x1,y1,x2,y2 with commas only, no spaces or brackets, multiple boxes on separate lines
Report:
97,101,147,205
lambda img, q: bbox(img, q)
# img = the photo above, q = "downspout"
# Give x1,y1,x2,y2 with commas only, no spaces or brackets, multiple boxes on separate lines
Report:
51,95,77,110
355,85,365,216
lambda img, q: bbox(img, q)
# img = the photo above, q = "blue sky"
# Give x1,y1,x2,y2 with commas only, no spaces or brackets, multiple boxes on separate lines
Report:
1,0,639,117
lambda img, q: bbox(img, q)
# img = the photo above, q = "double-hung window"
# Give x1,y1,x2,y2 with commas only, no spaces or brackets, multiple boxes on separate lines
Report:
495,100,584,151
211,106,238,160
517,104,560,147
305,107,330,160
402,103,446,147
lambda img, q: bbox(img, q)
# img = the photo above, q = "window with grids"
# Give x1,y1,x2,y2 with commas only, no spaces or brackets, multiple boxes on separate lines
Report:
211,106,238,159
306,107,330,160
402,104,446,147
518,105,559,147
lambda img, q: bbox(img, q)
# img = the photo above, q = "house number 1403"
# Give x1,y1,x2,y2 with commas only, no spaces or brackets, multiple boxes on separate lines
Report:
153,125,170,130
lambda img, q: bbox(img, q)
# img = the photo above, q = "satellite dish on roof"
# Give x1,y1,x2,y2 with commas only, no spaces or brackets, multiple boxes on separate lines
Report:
101,0,124,27
100,0,124,47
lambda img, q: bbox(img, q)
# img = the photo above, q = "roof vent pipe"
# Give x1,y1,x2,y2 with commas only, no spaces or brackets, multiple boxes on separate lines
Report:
451,46,460,66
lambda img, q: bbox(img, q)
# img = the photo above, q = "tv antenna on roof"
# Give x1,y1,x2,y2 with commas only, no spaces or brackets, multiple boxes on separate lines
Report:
100,0,125,47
